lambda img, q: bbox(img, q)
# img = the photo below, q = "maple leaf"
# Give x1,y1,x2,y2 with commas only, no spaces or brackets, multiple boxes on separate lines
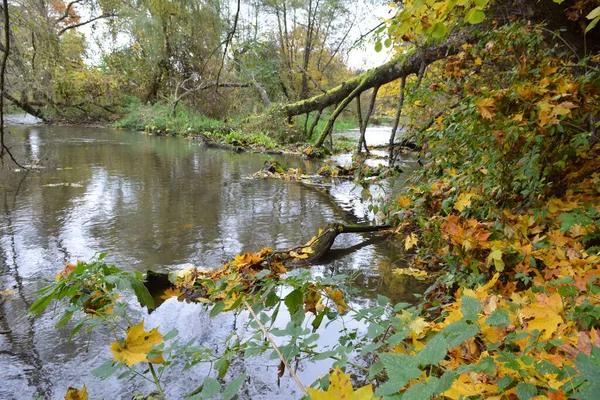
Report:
454,192,478,212
405,233,418,250
475,98,496,119
398,195,411,208
521,293,564,340
304,287,321,314
326,289,348,314
486,248,504,272
160,288,182,300
111,320,165,366
65,386,88,400
444,373,496,399
306,367,377,400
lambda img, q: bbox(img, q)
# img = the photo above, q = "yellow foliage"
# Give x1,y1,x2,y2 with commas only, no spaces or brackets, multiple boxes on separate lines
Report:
110,320,165,366
307,367,378,400
405,233,419,250
65,386,88,400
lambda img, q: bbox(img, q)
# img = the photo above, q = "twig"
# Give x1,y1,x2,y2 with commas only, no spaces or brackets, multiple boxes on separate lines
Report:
215,0,241,90
0,0,25,168
243,300,308,396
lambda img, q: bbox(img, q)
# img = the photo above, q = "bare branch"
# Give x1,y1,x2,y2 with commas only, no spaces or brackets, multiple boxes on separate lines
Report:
0,0,25,168
55,0,84,25
215,0,241,90
57,13,116,36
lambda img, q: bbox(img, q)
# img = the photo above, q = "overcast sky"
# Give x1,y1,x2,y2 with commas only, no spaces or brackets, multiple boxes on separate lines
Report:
81,0,394,71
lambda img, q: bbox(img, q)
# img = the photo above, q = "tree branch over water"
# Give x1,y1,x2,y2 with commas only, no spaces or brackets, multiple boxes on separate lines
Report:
0,0,24,168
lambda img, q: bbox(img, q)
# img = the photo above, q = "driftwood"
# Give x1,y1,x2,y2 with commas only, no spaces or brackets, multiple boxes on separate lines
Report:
143,222,390,303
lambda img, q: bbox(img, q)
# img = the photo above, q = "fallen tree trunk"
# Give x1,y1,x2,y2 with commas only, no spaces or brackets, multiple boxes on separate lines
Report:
144,222,390,303
3,93,49,123
281,32,470,118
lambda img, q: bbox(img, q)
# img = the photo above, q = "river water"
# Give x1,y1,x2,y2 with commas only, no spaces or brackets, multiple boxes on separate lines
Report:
0,125,424,399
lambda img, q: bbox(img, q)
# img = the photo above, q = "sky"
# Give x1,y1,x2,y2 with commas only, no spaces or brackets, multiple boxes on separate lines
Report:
80,0,394,72
346,3,395,70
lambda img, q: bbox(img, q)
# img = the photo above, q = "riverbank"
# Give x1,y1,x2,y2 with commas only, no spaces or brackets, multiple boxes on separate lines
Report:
114,101,395,156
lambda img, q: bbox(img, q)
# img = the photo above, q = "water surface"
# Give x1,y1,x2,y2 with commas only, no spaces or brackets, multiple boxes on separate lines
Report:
0,125,424,399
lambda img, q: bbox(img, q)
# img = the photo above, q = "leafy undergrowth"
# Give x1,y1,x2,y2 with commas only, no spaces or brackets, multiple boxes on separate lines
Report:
368,22,600,399
29,19,600,400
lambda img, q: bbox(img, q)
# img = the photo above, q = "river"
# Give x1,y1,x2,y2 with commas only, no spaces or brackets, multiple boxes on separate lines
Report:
0,124,424,399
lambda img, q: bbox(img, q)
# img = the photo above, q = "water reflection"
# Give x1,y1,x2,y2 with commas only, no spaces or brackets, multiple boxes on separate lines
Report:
0,125,424,399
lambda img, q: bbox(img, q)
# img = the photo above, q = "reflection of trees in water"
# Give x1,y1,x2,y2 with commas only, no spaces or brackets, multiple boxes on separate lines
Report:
1,179,52,398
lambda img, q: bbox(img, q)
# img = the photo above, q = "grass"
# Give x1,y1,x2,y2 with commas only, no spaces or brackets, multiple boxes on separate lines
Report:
115,100,223,135
116,99,385,154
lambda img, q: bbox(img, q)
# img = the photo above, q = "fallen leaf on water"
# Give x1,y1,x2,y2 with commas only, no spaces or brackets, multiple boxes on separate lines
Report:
65,385,88,400
160,288,182,300
44,183,83,188
0,287,16,296
110,320,165,366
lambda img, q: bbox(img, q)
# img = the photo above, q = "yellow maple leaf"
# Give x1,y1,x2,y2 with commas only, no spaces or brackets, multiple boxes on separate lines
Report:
521,293,564,340
486,248,505,272
475,98,496,119
301,247,314,254
307,367,378,400
326,289,348,314
290,251,309,259
65,386,88,400
110,320,165,366
454,192,478,212
405,233,418,250
444,373,497,399
160,288,183,300
398,195,411,208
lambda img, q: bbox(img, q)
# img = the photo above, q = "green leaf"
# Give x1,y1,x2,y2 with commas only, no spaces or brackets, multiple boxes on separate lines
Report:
417,334,448,366
374,40,382,53
402,383,433,400
222,373,246,400
377,294,389,306
164,328,179,341
431,22,447,39
28,293,56,315
129,276,155,309
485,309,510,327
367,322,385,338
199,377,221,399
585,17,600,34
254,269,270,280
516,382,538,399
91,360,120,379
214,358,230,379
497,376,513,392
461,296,481,322
312,310,326,331
210,301,226,317
465,9,486,24
360,342,384,356
374,353,422,396
442,320,480,348
574,346,600,399
587,6,600,20
284,289,303,316
429,371,456,395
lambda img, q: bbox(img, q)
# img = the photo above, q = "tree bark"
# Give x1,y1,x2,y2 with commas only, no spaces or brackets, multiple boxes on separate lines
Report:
357,85,379,154
282,33,469,118
389,76,406,164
